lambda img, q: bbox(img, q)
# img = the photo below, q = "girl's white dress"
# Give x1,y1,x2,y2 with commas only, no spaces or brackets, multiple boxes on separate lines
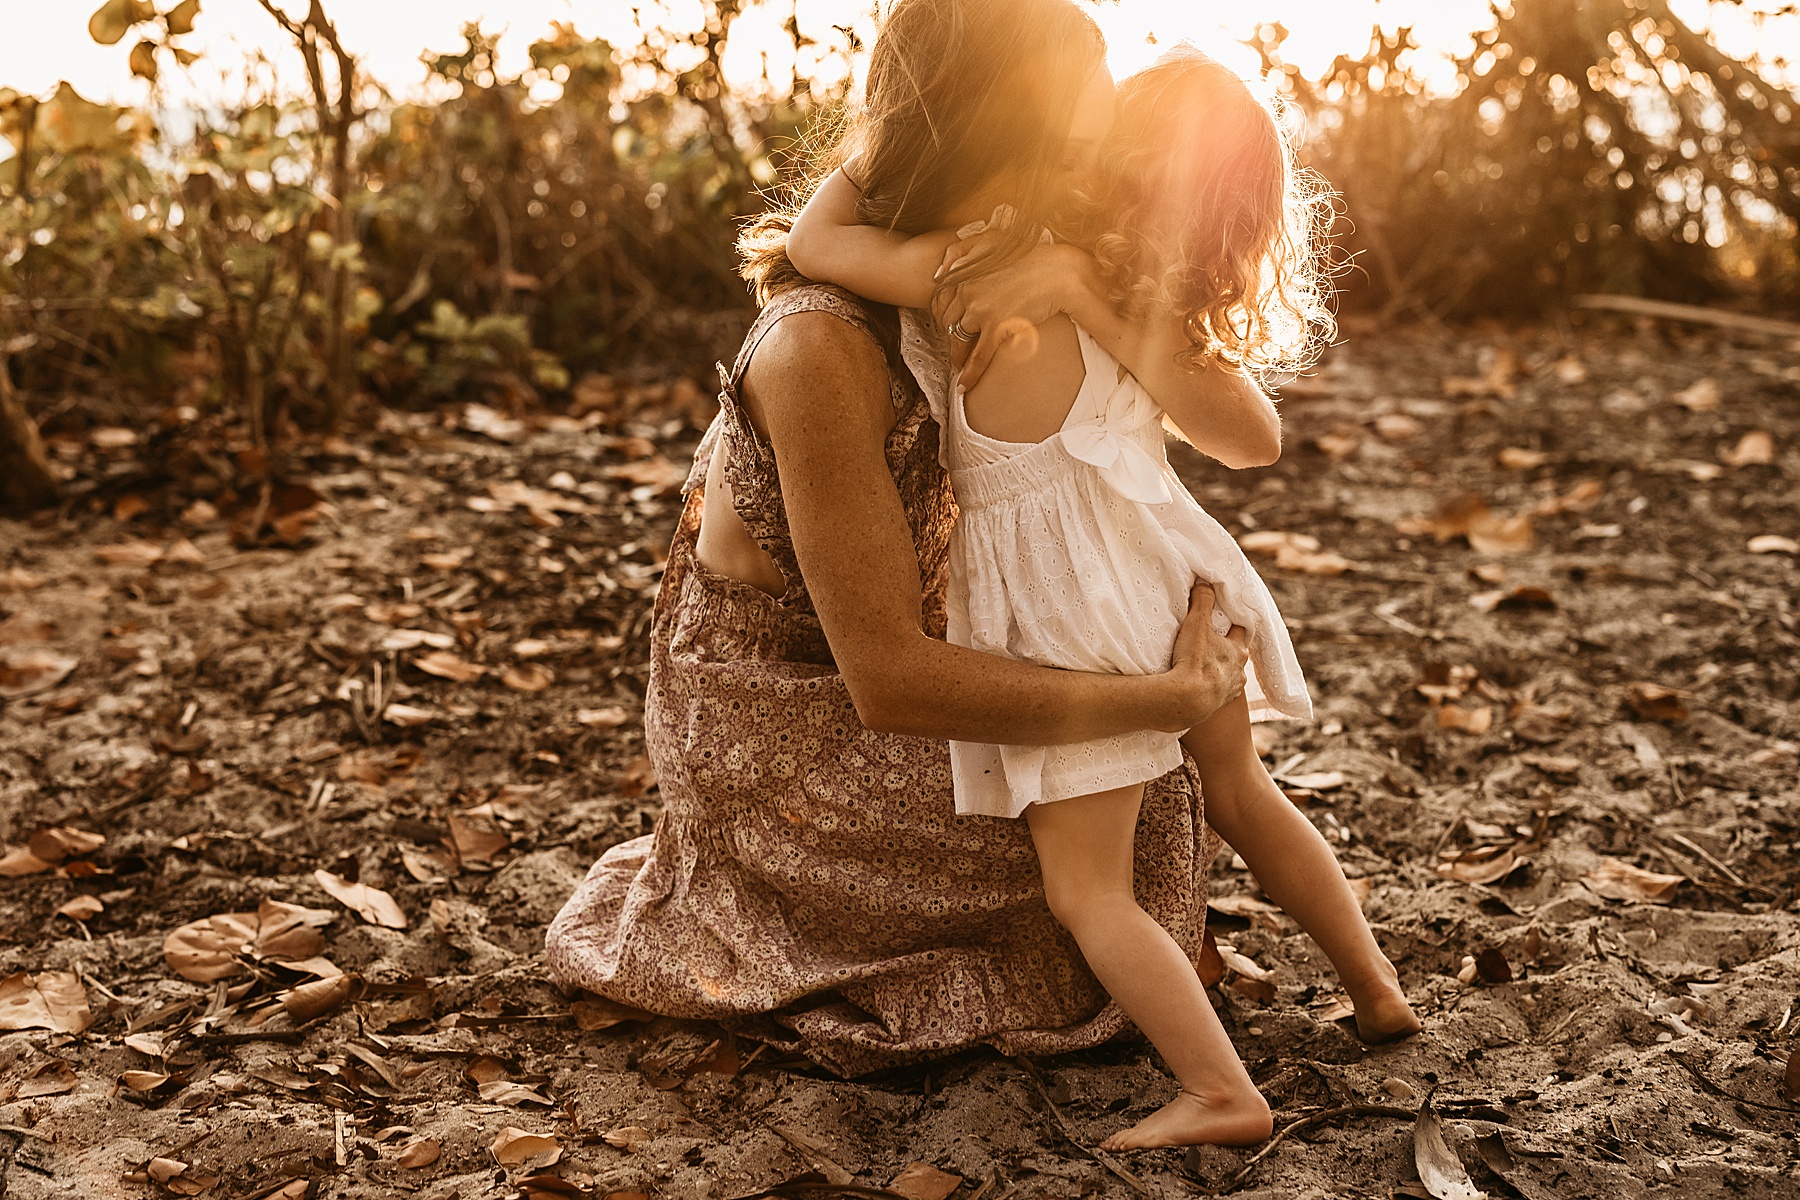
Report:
902,309,1313,820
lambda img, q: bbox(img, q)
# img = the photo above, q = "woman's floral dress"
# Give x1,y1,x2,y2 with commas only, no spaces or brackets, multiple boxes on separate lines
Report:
544,283,1222,1077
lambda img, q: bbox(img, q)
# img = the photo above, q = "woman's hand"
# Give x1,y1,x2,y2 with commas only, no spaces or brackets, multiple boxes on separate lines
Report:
1164,583,1250,732
933,241,1097,388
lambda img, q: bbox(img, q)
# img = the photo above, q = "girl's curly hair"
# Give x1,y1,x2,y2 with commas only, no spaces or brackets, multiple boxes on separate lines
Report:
1064,45,1338,375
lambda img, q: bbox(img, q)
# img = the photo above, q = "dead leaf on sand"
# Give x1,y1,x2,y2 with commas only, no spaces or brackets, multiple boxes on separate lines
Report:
1720,430,1775,468
571,994,655,1032
492,1127,563,1168
1437,846,1527,886
890,1163,964,1200
1627,682,1690,723
0,970,93,1033
601,1126,653,1152
18,1058,79,1097
1437,704,1494,735
0,646,80,698
314,868,407,928
396,1139,440,1168
1582,857,1684,904
163,898,336,982
502,662,555,692
1672,378,1721,411
1413,1098,1488,1200
1748,534,1798,555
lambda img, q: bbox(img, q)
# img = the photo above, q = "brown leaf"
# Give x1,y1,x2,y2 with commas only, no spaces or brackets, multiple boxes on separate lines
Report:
30,826,105,863
163,898,334,982
1784,1051,1800,1104
314,869,407,929
0,567,47,593
492,1127,563,1168
0,647,80,698
480,1079,553,1106
1413,1098,1485,1200
57,894,104,921
447,812,511,864
576,705,631,729
95,539,164,567
0,970,93,1033
571,995,655,1032
601,1125,652,1152
890,1163,964,1200
1496,447,1548,470
604,457,687,495
1582,857,1684,904
1474,948,1512,984
397,1139,440,1169
1627,682,1689,723
17,1058,79,1097
1207,894,1281,919
1522,754,1580,779
1436,704,1493,735
120,1069,173,1093
1437,847,1526,886
282,972,357,1023
413,650,485,682
502,662,555,692
1238,530,1319,557
1748,535,1798,555
1469,585,1555,614
1374,413,1422,441
1720,430,1775,468
1672,378,1720,411
1316,994,1356,1022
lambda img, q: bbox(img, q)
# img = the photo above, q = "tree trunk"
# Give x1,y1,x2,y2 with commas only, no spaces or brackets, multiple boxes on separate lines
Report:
0,354,58,512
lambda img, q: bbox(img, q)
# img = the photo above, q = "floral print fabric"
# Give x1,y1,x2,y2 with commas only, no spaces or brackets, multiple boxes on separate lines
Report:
543,284,1222,1077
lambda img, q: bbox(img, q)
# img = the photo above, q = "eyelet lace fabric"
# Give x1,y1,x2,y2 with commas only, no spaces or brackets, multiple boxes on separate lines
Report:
544,283,1222,1077
932,315,1313,819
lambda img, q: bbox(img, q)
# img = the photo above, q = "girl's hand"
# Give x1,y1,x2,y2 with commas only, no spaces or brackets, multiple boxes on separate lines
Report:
933,242,1097,388
1165,583,1249,731
934,226,1012,285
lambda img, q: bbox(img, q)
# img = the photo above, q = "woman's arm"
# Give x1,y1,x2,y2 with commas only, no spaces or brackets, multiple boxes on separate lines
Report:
936,244,1284,469
740,310,1248,743
785,166,959,309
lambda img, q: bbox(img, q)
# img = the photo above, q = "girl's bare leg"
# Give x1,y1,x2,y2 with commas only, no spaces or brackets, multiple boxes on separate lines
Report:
1025,786,1273,1150
1182,694,1422,1044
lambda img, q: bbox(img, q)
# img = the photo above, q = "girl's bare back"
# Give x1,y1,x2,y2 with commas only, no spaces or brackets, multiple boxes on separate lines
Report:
960,313,1089,443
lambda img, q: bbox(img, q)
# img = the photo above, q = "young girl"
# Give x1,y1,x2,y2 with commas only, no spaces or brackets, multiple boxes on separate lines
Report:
788,45,1420,1150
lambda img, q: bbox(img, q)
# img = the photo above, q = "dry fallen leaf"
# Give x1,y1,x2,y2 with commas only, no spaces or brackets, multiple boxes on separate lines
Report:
1421,494,1533,556
1238,530,1320,556
413,650,486,682
448,812,511,864
571,995,655,1032
0,567,47,593
0,970,93,1033
577,706,631,729
1582,857,1684,904
890,1163,964,1200
1496,447,1549,470
491,1127,563,1168
1374,413,1422,442
0,646,80,698
1720,430,1775,468
1785,1051,1800,1104
314,869,407,929
502,663,555,692
396,1139,440,1169
1672,378,1720,411
1413,1098,1488,1200
1747,535,1798,555
1437,704,1494,735
57,894,105,921
381,703,439,728
1469,585,1555,614
1437,847,1526,886
1627,682,1689,723
94,540,164,567
480,1079,554,1106
1474,947,1512,983
1276,544,1354,576
163,898,336,982
282,972,357,1022
121,1069,173,1093
17,1058,79,1097
602,1125,652,1152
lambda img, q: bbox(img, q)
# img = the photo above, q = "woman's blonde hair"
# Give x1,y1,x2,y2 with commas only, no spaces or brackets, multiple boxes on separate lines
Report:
1069,46,1337,374
740,0,1106,303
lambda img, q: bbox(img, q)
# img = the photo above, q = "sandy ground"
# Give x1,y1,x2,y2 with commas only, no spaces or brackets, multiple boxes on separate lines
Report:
2,315,1798,1200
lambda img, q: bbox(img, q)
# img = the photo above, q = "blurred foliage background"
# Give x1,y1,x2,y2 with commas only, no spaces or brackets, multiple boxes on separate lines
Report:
0,0,1796,501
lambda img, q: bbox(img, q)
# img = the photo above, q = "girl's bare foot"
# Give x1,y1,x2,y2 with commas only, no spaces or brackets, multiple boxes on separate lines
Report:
1098,1088,1272,1151
1342,963,1422,1044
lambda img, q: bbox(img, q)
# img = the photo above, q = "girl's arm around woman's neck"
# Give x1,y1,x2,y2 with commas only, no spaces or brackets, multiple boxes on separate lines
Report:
738,309,1247,744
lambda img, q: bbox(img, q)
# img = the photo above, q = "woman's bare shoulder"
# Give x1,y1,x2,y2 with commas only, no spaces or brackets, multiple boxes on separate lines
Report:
742,307,893,435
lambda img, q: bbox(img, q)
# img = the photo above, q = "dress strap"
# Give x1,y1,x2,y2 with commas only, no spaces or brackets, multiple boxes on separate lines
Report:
721,284,887,396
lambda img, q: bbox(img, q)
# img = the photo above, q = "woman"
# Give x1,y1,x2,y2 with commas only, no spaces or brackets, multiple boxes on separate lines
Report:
545,0,1275,1076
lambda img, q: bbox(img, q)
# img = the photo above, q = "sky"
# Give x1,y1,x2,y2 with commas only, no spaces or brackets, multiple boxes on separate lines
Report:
0,0,1794,111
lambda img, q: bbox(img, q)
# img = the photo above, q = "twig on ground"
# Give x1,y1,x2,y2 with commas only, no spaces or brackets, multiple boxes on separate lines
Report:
1665,1052,1798,1114
1210,1104,1417,1194
1013,1058,1152,1196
